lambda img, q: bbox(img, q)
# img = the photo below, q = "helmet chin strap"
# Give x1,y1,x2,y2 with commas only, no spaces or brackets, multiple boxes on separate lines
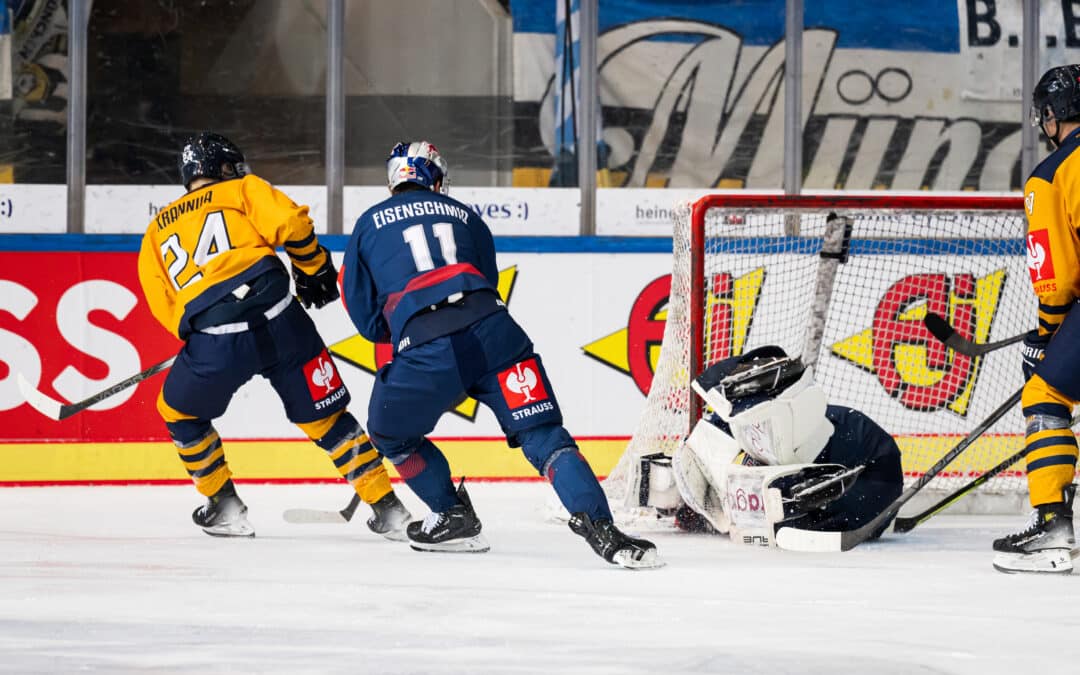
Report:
1043,121,1063,149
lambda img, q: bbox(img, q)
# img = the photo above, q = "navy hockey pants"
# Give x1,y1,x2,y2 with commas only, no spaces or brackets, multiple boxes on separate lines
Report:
367,309,610,519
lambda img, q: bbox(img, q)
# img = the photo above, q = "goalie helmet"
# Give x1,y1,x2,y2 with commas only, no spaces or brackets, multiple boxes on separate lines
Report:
387,140,449,194
179,132,248,190
697,346,834,466
1031,65,1080,143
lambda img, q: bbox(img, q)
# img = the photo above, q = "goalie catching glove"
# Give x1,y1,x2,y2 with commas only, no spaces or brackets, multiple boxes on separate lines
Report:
292,246,340,309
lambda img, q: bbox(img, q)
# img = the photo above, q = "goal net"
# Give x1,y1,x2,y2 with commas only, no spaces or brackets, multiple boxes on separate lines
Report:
605,193,1046,519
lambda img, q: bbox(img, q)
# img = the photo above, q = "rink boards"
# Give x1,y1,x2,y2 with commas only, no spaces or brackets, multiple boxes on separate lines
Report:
0,236,1036,484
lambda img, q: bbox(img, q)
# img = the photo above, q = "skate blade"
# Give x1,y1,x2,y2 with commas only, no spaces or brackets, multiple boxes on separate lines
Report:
409,534,490,553
613,548,666,570
368,511,413,542
201,518,256,538
992,549,1073,574
377,528,410,543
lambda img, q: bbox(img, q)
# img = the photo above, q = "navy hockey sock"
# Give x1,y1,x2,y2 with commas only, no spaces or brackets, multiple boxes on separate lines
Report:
396,439,458,513
544,447,612,522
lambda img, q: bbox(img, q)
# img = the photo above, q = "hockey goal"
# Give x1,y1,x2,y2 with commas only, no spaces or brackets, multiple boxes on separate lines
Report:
606,193,1045,518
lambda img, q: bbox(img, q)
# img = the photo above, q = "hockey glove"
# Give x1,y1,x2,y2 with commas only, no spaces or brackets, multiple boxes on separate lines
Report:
1021,330,1050,382
292,247,340,309
770,463,864,520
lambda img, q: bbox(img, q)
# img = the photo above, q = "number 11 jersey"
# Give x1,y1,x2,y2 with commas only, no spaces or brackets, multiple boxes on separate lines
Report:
340,189,502,353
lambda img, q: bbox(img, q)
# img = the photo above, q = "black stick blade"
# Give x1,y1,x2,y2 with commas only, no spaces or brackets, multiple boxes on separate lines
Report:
923,312,956,344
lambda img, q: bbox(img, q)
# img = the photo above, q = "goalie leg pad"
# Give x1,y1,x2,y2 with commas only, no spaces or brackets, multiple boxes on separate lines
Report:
672,441,730,534
725,463,852,546
670,417,745,532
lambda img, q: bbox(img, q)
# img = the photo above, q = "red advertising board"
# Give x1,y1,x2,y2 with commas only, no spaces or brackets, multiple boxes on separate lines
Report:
0,252,180,441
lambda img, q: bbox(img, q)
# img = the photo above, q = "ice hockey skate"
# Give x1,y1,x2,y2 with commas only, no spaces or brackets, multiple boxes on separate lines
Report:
366,492,412,541
192,480,255,538
407,479,490,553
992,485,1075,574
568,512,664,569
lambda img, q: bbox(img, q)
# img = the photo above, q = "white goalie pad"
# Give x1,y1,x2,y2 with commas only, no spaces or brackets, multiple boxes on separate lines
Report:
672,417,861,548
671,420,740,534
726,462,859,548
723,463,815,547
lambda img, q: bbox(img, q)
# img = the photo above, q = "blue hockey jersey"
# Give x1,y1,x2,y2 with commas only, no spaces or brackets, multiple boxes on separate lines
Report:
340,189,504,352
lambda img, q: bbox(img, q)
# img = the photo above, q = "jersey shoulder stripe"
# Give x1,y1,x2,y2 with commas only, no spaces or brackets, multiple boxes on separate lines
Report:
1030,130,1080,184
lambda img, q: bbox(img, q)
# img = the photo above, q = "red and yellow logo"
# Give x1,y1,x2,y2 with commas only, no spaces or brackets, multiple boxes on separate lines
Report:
584,266,1006,418
830,270,1006,416
327,266,519,421
583,268,766,394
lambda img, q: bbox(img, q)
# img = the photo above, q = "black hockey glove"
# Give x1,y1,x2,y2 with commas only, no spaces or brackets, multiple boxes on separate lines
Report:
292,247,340,309
770,464,864,521
1021,330,1050,382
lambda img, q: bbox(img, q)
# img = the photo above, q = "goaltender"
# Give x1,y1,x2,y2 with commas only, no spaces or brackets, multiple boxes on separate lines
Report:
666,346,903,547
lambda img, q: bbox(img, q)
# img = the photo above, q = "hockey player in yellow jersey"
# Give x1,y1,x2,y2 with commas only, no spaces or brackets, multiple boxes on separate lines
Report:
992,66,1080,573
137,131,411,538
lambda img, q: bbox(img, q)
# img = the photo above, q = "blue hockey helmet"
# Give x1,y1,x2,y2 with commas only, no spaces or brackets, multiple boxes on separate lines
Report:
386,141,449,194
179,132,248,190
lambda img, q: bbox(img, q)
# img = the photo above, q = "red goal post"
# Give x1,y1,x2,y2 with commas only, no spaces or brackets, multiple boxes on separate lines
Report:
606,192,1039,519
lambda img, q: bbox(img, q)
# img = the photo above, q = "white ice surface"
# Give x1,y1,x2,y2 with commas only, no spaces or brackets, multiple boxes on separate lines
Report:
1,483,1079,674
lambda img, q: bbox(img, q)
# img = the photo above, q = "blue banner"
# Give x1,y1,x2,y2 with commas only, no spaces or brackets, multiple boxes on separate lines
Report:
511,0,959,53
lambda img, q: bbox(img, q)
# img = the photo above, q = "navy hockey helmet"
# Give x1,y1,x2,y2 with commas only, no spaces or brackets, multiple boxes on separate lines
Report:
1031,65,1080,141
179,132,248,190
696,346,806,412
386,141,449,194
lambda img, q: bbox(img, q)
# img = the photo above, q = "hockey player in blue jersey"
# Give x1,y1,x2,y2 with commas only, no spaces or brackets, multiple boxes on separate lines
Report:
668,346,903,546
339,141,662,568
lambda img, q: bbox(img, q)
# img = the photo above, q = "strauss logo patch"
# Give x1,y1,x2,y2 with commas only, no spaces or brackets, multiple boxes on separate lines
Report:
499,359,549,408
303,350,343,402
1027,230,1054,282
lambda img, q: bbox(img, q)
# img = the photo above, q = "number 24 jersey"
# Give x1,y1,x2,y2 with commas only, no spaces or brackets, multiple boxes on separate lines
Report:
137,175,328,339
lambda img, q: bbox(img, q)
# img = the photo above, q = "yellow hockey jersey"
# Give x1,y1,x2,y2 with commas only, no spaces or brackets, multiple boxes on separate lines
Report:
1023,128,1080,337
137,175,328,339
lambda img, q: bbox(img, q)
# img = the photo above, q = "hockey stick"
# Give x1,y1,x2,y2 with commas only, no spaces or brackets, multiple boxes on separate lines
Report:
775,385,1023,552
923,312,1025,357
893,411,1080,533
802,213,852,371
16,356,177,421
891,449,1024,534
283,492,362,524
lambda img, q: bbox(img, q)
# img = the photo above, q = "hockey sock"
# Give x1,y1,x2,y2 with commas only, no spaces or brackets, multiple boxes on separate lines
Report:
304,411,393,505
395,439,458,512
166,419,231,498
544,447,613,522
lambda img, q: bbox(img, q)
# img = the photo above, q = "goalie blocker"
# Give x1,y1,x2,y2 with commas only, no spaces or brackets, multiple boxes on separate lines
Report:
647,346,903,549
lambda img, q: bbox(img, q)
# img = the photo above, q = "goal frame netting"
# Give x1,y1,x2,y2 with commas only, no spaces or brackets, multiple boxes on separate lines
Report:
606,192,1041,522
